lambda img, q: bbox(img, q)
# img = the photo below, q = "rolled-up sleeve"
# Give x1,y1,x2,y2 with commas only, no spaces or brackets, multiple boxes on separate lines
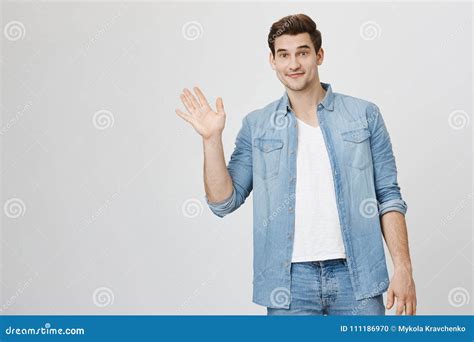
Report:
205,187,237,218
367,103,408,216
205,115,253,218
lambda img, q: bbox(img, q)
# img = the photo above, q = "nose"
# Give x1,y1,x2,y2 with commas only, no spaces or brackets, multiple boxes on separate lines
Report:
289,56,301,71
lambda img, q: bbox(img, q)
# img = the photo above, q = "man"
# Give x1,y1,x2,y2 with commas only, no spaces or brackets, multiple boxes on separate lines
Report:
175,13,416,315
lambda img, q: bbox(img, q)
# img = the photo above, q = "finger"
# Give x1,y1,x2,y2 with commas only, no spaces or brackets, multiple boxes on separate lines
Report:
175,108,194,124
405,301,414,315
193,86,212,110
396,299,405,315
180,93,196,114
411,297,417,315
216,97,225,115
386,288,395,309
183,88,201,110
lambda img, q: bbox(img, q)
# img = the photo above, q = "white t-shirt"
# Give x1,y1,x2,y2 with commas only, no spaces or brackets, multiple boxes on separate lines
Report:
291,117,346,262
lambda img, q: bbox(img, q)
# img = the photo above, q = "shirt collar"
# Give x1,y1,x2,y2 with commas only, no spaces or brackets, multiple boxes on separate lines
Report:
280,81,335,116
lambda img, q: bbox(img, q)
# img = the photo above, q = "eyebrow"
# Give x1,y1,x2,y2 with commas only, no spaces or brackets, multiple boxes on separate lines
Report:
276,45,311,53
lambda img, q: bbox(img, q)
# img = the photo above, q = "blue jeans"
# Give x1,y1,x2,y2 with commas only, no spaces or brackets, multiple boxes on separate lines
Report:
266,259,385,315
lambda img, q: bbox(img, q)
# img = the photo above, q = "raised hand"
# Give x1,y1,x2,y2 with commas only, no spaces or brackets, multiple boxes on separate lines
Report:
175,86,226,140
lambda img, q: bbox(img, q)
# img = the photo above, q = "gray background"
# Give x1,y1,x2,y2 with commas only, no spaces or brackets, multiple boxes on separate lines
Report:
1,1,472,315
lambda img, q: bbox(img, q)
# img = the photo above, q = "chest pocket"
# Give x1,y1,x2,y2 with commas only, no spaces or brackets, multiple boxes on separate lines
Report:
340,127,372,170
253,138,284,179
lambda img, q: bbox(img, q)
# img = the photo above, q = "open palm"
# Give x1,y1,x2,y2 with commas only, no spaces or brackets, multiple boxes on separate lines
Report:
175,87,226,140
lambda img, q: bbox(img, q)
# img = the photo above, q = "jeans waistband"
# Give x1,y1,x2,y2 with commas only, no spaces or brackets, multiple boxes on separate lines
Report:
293,258,347,267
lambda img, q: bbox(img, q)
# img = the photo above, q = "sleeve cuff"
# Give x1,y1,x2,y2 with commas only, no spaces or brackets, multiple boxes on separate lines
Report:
378,198,408,216
204,187,236,218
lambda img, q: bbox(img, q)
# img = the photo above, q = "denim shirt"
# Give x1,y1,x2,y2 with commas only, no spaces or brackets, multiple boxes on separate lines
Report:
205,82,408,309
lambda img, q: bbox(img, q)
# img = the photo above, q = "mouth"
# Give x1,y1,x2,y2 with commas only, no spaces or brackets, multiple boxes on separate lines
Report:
287,72,304,79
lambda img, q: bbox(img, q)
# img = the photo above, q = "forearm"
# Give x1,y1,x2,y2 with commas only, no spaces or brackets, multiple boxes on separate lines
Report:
202,135,233,203
380,211,413,273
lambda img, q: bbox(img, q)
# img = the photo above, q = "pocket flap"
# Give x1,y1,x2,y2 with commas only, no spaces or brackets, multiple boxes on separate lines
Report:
254,138,284,152
341,127,371,143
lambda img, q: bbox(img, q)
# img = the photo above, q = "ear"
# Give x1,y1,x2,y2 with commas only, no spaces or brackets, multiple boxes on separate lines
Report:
316,47,325,66
269,52,276,70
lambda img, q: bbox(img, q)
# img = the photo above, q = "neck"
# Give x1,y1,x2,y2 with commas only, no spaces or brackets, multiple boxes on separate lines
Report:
287,81,326,117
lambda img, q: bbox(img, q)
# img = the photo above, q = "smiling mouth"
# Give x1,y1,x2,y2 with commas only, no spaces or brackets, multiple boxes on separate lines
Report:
288,73,304,78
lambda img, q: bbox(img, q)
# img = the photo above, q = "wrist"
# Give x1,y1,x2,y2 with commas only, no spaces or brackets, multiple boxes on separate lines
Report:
203,134,222,145
394,262,413,274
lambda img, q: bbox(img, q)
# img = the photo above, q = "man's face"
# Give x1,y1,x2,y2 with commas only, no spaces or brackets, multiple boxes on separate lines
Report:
269,32,324,91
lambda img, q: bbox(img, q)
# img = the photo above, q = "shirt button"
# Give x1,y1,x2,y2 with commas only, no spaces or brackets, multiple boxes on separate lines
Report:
288,207,294,212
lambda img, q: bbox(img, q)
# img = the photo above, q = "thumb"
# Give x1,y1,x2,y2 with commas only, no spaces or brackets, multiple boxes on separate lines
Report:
216,97,225,114
386,288,395,309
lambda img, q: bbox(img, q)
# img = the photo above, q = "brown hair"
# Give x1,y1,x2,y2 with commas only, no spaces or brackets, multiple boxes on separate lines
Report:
268,14,322,56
